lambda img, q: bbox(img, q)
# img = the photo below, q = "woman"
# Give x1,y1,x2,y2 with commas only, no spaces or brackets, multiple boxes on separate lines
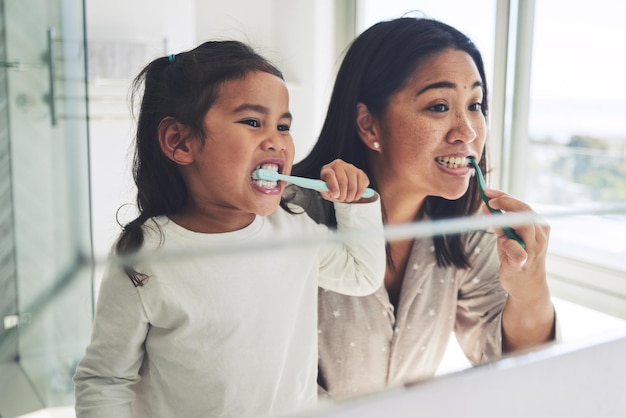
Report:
291,17,557,398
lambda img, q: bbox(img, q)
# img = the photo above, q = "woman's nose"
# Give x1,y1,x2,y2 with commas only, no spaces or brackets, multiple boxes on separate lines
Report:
448,111,477,143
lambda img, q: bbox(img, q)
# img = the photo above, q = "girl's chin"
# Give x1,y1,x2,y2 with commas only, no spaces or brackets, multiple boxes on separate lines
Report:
255,202,282,217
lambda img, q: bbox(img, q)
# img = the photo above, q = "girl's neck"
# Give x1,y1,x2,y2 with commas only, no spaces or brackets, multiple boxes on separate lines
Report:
169,208,256,234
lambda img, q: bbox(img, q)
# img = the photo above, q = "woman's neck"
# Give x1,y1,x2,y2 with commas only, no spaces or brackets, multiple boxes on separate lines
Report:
371,157,426,225
378,183,426,226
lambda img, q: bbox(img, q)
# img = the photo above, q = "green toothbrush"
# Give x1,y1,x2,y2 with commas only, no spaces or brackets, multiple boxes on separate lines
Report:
468,157,525,248
254,168,376,199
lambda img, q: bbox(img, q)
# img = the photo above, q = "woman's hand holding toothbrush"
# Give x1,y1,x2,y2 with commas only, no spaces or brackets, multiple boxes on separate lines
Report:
483,188,555,351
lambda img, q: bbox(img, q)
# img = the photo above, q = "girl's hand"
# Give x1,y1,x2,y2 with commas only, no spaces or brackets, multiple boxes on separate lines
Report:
482,188,550,298
319,159,375,203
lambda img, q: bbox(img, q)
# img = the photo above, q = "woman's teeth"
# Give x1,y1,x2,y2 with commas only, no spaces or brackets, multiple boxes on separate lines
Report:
436,156,470,169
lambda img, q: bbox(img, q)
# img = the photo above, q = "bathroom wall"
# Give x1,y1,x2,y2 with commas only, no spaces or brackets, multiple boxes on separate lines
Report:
0,0,18,366
86,0,195,267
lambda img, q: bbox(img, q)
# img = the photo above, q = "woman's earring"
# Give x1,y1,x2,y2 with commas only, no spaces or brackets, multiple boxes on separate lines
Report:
372,141,381,150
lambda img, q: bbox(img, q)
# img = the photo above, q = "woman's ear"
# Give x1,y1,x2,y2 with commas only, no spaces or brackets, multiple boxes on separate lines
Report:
355,102,381,152
158,117,194,165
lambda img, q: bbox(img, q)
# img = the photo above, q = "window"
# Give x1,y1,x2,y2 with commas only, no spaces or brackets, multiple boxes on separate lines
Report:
515,0,626,316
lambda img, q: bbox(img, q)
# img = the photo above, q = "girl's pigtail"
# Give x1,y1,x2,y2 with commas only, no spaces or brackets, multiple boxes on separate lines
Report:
114,56,172,286
115,214,151,286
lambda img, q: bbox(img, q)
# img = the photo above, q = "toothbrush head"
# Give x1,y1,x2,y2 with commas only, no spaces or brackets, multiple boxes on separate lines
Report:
468,157,489,202
253,168,281,182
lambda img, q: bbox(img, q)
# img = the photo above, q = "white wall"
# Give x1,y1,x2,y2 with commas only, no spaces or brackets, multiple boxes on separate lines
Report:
86,0,196,264
194,0,339,162
86,0,195,51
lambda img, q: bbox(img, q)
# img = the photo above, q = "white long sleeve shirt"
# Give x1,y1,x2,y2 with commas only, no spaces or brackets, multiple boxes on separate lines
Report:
73,200,385,418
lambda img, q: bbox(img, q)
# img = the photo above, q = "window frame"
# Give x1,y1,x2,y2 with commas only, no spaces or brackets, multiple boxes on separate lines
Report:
493,0,626,318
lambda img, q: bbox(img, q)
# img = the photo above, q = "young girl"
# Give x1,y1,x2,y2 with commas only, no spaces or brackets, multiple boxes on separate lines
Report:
73,40,385,418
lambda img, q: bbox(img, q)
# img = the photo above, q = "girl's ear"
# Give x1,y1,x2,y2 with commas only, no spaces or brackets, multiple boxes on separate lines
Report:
355,102,382,152
158,117,194,165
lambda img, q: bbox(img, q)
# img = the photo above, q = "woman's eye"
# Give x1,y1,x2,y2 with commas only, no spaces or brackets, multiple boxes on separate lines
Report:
469,102,483,112
429,104,448,112
277,124,290,132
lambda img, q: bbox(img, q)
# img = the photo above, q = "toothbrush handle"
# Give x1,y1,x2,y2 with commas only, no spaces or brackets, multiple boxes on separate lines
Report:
279,174,376,199
486,206,526,248
470,158,525,249
502,226,526,248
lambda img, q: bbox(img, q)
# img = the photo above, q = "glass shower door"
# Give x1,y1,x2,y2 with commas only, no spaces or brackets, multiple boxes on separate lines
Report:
0,0,92,416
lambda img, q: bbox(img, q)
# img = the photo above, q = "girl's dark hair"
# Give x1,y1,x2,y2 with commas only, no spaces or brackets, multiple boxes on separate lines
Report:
117,40,284,286
293,17,488,269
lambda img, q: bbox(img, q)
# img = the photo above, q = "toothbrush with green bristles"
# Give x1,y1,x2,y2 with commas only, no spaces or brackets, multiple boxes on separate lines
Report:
468,157,525,248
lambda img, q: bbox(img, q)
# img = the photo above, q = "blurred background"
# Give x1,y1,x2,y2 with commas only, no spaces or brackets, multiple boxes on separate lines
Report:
1,0,625,416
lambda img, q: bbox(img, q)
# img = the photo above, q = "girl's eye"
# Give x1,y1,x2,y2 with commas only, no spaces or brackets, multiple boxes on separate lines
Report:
240,119,260,128
277,124,290,132
429,104,449,112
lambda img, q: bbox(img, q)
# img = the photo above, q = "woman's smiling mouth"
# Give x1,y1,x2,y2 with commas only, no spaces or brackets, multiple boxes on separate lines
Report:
435,156,471,169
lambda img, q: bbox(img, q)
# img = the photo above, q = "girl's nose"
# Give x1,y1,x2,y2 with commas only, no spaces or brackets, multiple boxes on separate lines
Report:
261,131,288,151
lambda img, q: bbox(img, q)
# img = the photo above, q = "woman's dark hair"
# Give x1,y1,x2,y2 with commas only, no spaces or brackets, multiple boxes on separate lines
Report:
117,40,284,285
293,17,488,269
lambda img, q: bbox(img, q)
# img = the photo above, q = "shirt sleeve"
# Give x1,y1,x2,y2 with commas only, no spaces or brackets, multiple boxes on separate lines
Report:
454,231,507,365
73,258,150,418
316,196,386,296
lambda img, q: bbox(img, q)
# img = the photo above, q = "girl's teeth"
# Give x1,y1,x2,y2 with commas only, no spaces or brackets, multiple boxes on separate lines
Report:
254,179,277,188
252,163,279,188
257,163,279,172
